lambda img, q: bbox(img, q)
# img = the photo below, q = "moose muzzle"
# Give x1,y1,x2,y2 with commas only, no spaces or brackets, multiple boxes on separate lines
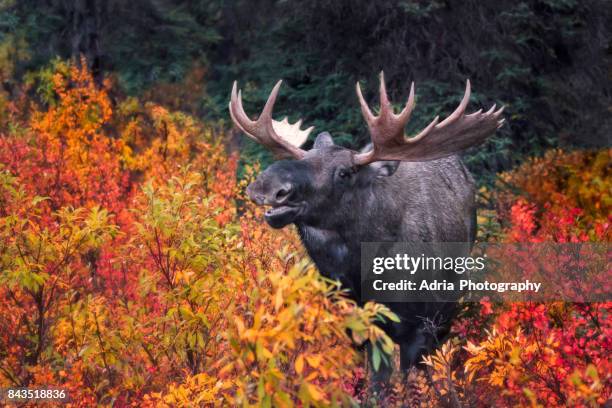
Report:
246,178,300,229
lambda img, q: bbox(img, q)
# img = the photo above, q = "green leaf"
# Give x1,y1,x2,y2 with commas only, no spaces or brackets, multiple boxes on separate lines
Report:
372,346,381,372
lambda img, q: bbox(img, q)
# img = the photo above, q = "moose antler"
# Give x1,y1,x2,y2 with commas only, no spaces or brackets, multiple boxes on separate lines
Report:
229,80,313,159
353,72,504,165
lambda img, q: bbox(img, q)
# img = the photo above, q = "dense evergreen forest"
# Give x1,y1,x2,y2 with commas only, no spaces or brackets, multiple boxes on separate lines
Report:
1,0,610,181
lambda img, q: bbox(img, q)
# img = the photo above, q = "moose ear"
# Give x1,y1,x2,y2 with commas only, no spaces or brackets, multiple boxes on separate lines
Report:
371,161,400,178
313,132,335,148
357,143,399,178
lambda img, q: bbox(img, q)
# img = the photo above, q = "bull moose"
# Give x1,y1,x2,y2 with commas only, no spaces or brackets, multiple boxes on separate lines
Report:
228,73,504,381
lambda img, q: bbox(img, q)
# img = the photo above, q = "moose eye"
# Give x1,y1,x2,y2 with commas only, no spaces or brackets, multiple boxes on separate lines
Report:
338,169,350,179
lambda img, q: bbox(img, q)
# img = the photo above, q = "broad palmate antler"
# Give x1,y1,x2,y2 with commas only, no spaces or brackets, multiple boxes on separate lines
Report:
228,73,504,163
354,72,504,165
229,80,312,159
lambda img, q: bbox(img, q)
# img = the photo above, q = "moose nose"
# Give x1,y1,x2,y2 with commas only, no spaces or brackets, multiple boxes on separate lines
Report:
247,180,294,205
272,184,293,205
246,182,264,204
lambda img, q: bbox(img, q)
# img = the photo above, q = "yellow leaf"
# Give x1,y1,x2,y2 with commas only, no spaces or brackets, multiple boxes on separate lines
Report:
306,354,321,368
274,289,283,312
306,383,325,402
295,354,304,374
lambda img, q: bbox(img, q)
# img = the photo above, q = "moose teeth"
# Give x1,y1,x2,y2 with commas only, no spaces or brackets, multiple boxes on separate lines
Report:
265,206,293,216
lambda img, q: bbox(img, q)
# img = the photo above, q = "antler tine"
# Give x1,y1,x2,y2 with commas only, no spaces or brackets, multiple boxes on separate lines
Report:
228,80,309,159
356,81,375,124
261,80,283,119
397,82,416,123
410,115,439,143
437,80,470,128
354,77,504,166
236,89,247,122
229,83,255,140
356,72,418,146
379,71,391,112
230,82,245,124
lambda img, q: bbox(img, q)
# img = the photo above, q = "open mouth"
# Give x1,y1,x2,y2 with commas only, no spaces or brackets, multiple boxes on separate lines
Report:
263,205,300,228
265,205,296,217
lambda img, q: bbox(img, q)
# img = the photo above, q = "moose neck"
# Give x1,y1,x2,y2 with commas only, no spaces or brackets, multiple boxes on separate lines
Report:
295,222,359,292
292,179,388,291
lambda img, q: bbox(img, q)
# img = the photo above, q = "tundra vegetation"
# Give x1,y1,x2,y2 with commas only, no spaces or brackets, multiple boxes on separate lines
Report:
0,1,611,406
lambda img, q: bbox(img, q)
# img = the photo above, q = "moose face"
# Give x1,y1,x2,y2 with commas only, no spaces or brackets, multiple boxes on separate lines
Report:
246,134,360,229
230,73,504,229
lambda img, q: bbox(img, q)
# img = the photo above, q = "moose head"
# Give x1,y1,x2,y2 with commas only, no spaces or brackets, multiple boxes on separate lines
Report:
230,73,504,230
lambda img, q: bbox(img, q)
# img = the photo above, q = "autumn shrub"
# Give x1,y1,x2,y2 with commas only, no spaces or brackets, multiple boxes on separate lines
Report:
394,149,611,407
498,148,611,242
0,61,397,406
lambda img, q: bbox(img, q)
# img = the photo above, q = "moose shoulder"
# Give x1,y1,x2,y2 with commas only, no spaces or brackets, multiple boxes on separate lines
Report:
229,72,504,376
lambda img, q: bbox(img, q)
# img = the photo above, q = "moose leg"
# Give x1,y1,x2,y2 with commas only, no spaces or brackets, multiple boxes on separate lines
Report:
366,342,393,397
399,330,427,371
